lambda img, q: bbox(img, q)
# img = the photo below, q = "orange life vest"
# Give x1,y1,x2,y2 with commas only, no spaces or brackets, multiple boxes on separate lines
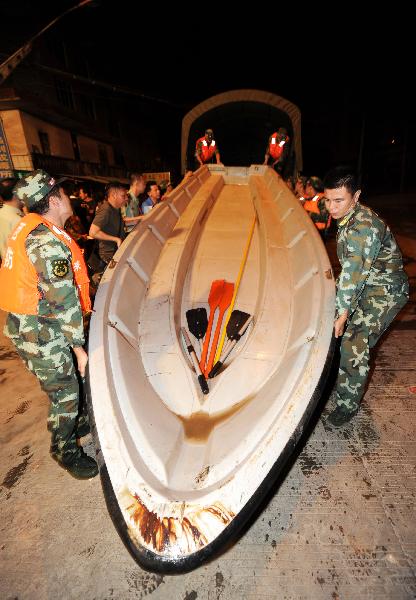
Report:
303,194,322,215
196,136,217,163
303,194,330,231
269,132,288,161
0,213,91,315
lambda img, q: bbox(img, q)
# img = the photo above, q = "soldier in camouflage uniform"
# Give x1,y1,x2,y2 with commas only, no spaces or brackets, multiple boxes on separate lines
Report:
323,167,409,426
0,170,98,478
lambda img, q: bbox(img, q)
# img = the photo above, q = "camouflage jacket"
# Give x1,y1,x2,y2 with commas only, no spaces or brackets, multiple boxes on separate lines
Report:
5,224,85,347
335,203,407,317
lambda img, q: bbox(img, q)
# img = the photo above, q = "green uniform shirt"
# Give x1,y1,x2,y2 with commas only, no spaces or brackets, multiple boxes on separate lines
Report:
5,224,85,347
336,202,407,317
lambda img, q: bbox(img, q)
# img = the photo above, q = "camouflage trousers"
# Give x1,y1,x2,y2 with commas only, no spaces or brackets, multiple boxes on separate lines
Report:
336,280,409,412
4,314,89,465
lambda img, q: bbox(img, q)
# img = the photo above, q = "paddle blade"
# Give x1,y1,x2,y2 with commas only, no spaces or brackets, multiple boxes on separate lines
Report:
226,310,251,340
199,280,226,371
186,308,208,340
208,279,226,305
205,281,235,377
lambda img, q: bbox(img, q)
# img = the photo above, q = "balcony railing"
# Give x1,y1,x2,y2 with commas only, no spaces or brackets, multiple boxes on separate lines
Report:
31,153,128,180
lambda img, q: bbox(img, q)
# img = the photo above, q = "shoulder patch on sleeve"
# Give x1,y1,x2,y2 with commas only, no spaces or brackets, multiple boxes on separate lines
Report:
52,259,69,277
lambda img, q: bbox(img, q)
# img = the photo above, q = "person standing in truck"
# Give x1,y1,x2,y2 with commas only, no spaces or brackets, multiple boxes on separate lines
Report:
195,128,222,168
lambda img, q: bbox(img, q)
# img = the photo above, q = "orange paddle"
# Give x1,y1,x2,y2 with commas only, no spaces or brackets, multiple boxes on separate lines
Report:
199,280,226,373
204,281,234,377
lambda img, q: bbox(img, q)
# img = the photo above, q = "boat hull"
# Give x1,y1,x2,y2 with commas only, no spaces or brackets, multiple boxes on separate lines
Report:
87,165,335,572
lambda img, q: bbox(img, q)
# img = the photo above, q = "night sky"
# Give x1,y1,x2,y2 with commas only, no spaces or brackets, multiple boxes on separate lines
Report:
1,1,414,190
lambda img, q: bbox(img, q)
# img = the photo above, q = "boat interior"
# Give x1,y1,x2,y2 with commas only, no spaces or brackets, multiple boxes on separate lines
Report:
89,165,334,499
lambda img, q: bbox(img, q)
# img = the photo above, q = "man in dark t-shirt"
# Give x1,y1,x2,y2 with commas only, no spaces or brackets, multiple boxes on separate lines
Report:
89,182,127,263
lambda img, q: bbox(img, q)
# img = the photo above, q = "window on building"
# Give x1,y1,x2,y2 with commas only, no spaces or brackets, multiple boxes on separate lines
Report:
98,144,108,165
54,77,74,110
78,93,96,120
38,131,51,156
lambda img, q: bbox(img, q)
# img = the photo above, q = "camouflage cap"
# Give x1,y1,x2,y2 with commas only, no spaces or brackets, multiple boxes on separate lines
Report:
14,169,66,208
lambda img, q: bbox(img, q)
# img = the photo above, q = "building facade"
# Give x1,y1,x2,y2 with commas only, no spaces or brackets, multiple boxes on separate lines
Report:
0,30,176,182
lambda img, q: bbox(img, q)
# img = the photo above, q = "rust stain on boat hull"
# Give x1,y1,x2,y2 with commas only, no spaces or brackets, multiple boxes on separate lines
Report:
120,489,235,555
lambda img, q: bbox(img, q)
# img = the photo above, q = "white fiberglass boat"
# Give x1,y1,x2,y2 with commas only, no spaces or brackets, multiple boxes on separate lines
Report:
87,165,335,572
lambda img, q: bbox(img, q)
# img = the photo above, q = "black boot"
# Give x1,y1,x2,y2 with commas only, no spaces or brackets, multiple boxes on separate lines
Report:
59,451,98,479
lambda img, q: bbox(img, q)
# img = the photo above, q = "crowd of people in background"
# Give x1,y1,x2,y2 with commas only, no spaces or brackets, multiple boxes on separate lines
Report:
0,172,177,295
66,176,173,282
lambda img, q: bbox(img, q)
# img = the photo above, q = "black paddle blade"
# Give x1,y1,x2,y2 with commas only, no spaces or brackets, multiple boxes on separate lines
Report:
208,360,223,379
186,308,208,340
226,310,250,340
